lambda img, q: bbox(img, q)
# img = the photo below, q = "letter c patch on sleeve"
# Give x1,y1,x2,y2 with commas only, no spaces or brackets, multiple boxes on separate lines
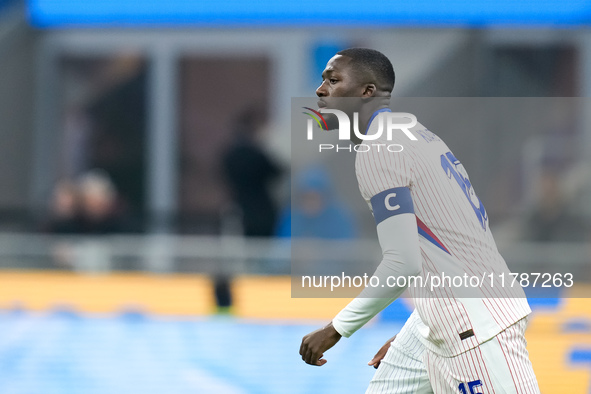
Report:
370,187,414,225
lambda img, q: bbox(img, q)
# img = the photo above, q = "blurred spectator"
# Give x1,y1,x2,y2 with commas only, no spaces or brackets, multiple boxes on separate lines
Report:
42,179,83,234
523,169,589,242
78,170,128,234
222,107,282,237
276,167,356,239
41,171,128,271
42,179,82,269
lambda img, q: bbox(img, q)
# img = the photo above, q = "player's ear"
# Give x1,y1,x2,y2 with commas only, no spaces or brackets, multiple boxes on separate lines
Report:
362,83,377,97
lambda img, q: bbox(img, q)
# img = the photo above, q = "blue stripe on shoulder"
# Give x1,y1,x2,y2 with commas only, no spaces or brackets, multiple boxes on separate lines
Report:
370,187,414,225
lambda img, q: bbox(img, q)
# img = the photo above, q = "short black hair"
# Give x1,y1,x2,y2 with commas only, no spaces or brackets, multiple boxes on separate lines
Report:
336,48,395,93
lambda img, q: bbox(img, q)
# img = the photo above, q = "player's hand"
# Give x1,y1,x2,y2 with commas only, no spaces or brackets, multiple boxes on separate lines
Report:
368,335,396,369
299,321,341,366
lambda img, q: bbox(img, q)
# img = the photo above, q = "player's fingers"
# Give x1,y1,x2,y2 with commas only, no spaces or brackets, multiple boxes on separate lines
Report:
309,352,324,366
305,348,321,365
303,347,315,365
368,352,381,364
300,336,313,359
301,347,309,363
367,357,380,367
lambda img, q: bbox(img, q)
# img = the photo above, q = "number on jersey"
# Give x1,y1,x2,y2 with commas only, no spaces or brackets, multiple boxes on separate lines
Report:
458,379,483,394
440,151,488,230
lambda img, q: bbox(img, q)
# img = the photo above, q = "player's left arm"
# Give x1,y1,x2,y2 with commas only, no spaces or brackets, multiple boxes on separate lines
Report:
299,187,421,366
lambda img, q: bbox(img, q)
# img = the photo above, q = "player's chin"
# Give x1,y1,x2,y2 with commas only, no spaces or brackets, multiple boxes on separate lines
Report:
317,99,329,110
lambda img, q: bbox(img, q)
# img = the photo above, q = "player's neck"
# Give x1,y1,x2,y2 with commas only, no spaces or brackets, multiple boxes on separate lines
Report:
352,102,390,142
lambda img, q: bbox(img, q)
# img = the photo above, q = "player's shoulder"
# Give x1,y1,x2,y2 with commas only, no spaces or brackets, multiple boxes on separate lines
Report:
365,121,444,148
412,126,443,144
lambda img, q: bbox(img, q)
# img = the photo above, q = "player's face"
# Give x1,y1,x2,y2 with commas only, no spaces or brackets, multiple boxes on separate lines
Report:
316,55,367,113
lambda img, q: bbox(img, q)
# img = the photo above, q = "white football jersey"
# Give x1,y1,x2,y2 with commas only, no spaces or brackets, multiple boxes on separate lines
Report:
356,111,531,357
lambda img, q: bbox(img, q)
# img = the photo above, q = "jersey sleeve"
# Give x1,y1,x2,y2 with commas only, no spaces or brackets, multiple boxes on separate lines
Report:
355,143,413,203
332,212,421,337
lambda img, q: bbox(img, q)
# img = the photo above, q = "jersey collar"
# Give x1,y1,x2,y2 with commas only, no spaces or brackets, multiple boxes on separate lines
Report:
366,108,392,134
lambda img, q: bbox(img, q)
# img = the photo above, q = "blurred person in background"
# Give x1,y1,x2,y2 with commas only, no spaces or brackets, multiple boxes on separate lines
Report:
218,108,282,312
78,170,128,234
222,107,282,237
42,179,83,234
276,166,356,239
42,171,128,269
42,180,81,269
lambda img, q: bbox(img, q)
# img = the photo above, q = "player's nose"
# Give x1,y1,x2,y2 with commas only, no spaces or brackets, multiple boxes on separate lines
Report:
316,82,327,97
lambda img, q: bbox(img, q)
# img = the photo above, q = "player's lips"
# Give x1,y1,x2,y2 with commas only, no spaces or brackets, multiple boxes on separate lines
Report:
317,100,327,108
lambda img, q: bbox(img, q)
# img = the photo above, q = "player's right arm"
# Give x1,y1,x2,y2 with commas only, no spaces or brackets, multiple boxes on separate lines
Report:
299,207,420,366
331,188,421,338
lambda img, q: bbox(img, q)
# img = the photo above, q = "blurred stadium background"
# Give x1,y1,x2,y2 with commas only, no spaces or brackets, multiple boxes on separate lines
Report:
0,0,590,392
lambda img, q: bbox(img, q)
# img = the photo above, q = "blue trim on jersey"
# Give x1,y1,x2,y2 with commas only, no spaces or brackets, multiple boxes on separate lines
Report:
370,187,414,225
366,108,391,134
